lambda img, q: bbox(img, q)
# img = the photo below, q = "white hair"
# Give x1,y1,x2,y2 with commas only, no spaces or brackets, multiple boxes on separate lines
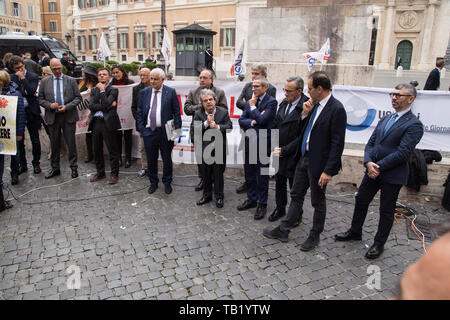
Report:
150,68,166,79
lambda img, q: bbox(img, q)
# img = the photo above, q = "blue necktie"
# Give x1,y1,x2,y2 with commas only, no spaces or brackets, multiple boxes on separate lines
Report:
150,91,158,131
383,113,398,137
301,103,319,156
56,78,63,105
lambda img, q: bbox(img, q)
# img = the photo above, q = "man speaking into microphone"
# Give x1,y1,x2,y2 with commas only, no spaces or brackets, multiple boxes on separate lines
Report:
335,83,424,259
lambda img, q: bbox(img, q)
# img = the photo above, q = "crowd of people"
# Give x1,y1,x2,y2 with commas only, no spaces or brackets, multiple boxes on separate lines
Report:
1,52,450,299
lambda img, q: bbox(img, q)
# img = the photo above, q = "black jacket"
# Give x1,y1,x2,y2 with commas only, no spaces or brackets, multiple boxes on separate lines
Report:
423,68,440,90
11,71,40,116
131,82,146,129
407,149,428,191
88,84,121,131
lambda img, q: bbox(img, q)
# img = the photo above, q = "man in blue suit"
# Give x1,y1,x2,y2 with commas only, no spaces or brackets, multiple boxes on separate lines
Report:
423,57,444,90
335,83,424,259
136,68,182,195
263,71,347,252
237,76,277,220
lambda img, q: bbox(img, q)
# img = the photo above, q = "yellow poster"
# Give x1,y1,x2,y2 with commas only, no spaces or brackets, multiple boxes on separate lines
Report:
0,95,17,155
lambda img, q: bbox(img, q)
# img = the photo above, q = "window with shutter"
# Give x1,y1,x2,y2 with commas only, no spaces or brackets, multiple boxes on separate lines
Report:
88,35,92,50
77,36,81,51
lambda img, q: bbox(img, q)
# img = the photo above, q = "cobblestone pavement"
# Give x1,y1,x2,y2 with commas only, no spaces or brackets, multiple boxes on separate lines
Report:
0,158,448,300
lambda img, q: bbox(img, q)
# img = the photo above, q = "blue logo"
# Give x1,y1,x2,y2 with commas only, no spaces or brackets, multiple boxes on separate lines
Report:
345,96,376,131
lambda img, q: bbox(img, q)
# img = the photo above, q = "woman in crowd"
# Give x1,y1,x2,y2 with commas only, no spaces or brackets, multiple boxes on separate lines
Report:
0,70,26,211
78,65,99,163
111,65,134,168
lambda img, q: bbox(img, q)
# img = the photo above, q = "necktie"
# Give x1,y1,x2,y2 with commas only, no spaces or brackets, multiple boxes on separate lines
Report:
150,90,158,131
300,103,319,156
255,98,260,108
383,113,398,137
285,103,293,117
56,78,62,105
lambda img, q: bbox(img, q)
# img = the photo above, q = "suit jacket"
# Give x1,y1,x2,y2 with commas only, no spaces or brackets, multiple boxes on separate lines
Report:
1,82,26,138
364,110,424,185
38,75,82,125
273,94,309,177
11,71,40,116
131,82,146,130
136,84,182,137
191,106,232,165
88,84,121,132
238,93,277,157
236,82,277,111
24,58,42,76
423,68,440,90
184,85,227,116
294,95,347,178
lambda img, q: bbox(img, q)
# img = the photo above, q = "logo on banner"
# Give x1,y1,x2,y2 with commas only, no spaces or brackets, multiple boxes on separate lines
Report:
345,96,377,131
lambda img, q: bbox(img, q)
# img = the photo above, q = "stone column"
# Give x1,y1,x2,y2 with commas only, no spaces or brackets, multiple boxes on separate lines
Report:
378,1,395,69
417,0,439,71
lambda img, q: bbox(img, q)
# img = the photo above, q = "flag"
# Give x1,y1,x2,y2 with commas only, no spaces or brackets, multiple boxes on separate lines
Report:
161,27,172,66
97,32,111,61
227,40,246,79
302,38,330,70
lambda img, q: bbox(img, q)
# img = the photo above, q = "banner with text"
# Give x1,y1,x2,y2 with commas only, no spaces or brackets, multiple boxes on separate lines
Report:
0,94,18,155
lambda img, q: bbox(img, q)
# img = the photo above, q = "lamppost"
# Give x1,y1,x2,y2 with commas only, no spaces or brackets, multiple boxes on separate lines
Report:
157,0,166,69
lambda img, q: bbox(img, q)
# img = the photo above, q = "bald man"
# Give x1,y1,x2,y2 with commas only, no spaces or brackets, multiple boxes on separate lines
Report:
394,230,450,299
38,58,82,179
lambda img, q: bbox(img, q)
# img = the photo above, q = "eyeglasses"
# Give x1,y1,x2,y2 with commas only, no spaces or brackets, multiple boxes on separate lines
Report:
389,93,411,98
283,88,298,93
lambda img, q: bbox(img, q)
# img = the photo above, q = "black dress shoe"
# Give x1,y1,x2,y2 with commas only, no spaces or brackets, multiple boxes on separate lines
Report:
33,165,41,174
268,208,286,222
254,206,266,220
164,184,172,194
365,244,384,260
237,199,257,211
300,233,320,252
263,226,289,242
71,169,79,179
216,198,224,208
335,230,362,242
18,165,28,175
195,179,204,192
197,196,212,206
45,169,61,179
148,184,157,194
236,182,247,194
11,175,19,185
124,159,131,168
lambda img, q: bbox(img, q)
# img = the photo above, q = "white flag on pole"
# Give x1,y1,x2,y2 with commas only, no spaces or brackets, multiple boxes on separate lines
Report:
161,27,172,66
302,38,330,70
97,32,111,61
227,40,246,79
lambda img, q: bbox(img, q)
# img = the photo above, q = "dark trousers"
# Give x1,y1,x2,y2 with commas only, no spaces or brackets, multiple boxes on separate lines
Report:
280,155,327,235
92,118,120,176
350,174,402,246
48,114,77,170
86,132,93,157
17,110,41,167
202,163,225,200
117,129,133,160
275,173,294,210
3,155,19,179
244,161,269,207
143,129,174,186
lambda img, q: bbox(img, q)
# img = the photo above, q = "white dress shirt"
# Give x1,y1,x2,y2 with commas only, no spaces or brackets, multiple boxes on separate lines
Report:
146,88,162,128
306,93,332,151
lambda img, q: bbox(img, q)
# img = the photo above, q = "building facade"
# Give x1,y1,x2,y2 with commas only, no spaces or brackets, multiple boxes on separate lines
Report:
72,0,243,73
0,0,42,35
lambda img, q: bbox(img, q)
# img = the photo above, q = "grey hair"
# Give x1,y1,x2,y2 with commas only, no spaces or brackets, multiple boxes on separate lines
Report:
395,83,417,98
253,76,269,88
251,64,268,77
150,67,166,80
200,68,214,80
200,89,216,102
286,76,304,90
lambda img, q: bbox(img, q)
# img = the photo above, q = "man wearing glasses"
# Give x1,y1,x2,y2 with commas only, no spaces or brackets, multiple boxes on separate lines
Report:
335,83,424,260
38,58,82,179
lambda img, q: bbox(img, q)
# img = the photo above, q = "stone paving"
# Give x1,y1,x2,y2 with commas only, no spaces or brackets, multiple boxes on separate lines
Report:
0,158,448,300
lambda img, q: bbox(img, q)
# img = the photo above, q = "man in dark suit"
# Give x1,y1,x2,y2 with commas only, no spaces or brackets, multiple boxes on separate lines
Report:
263,71,347,252
136,68,182,195
268,76,309,222
192,89,232,208
88,68,120,185
38,51,50,67
237,76,277,220
235,64,276,195
60,52,75,77
9,55,42,180
38,58,82,179
204,46,213,71
184,69,227,192
131,67,151,177
335,83,424,259
423,57,444,90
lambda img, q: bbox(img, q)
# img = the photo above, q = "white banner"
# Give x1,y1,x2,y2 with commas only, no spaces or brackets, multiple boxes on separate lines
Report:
0,95,18,155
68,81,450,163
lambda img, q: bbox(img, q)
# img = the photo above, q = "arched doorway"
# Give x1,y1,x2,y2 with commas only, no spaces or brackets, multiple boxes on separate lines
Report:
396,40,413,70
